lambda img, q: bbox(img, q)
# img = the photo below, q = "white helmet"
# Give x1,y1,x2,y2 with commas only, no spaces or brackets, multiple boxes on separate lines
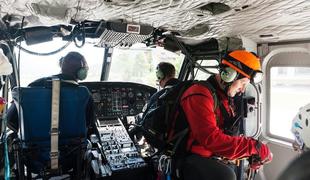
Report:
292,103,310,150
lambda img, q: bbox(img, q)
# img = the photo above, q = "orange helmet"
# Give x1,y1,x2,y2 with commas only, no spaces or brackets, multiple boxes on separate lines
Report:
221,50,263,83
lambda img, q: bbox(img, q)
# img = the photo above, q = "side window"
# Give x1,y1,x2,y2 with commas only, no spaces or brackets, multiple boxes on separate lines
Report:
264,48,310,141
193,59,219,80
269,67,310,139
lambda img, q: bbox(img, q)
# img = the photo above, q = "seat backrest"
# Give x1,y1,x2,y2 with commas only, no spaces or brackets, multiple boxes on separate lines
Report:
12,85,90,144
11,85,90,173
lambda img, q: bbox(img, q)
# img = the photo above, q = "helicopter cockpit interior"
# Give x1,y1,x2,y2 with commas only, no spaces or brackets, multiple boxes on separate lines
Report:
1,1,310,180
0,18,261,180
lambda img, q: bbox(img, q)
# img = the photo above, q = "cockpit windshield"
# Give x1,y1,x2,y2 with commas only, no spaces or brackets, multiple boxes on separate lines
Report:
17,40,184,88
109,45,184,87
17,38,104,86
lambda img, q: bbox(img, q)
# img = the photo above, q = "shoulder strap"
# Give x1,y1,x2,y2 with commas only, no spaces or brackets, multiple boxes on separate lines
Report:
50,78,60,170
195,81,218,111
165,82,190,126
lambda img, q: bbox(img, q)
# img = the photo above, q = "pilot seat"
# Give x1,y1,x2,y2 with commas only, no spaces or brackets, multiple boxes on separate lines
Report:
11,79,90,179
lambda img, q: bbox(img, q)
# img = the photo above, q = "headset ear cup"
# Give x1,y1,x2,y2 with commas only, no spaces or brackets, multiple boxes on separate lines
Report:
156,69,164,80
77,67,88,80
220,67,237,83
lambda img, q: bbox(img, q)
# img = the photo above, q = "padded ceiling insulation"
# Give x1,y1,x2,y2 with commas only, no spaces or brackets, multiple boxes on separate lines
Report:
1,0,310,43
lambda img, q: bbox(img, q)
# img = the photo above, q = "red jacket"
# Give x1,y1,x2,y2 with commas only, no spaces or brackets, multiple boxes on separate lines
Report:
180,83,259,160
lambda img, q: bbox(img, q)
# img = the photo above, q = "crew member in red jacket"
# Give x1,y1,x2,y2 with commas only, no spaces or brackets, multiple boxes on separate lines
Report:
181,50,272,180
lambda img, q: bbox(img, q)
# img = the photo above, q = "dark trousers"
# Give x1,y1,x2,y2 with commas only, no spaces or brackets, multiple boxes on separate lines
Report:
182,154,236,180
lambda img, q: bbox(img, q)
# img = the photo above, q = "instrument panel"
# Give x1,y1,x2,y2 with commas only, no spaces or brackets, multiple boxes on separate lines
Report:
80,82,156,178
80,82,157,118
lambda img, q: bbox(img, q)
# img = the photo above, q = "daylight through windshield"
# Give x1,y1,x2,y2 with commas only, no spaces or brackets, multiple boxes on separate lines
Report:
17,39,104,86
108,46,184,87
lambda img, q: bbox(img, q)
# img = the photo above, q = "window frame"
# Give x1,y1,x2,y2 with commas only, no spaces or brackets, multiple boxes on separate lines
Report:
262,47,310,144
192,59,219,80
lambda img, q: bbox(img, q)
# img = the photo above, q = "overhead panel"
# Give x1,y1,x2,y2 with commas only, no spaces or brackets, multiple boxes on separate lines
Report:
97,21,154,47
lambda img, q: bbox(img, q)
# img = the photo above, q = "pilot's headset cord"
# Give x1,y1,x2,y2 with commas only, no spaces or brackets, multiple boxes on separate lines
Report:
73,22,86,48
16,21,88,56
14,19,85,56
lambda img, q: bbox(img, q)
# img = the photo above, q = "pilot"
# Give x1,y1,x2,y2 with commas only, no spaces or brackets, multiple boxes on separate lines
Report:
180,50,272,180
277,103,310,180
156,62,179,89
144,62,179,114
132,62,179,142
6,51,95,135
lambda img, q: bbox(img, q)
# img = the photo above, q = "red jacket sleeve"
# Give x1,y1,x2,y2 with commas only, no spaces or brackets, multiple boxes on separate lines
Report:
181,84,258,160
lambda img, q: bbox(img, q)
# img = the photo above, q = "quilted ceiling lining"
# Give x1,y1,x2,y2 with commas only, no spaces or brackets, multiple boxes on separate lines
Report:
1,0,310,43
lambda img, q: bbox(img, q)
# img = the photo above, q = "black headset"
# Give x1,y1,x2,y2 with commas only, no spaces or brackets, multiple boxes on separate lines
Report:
59,55,88,80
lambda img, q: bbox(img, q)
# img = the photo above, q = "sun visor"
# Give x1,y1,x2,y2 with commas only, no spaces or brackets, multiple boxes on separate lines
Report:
0,49,13,75
24,27,54,45
28,3,69,23
218,36,257,53
163,36,181,52
218,36,243,52
185,38,219,56
240,36,257,53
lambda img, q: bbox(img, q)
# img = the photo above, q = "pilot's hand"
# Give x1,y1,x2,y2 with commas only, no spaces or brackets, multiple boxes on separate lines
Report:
250,142,273,170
